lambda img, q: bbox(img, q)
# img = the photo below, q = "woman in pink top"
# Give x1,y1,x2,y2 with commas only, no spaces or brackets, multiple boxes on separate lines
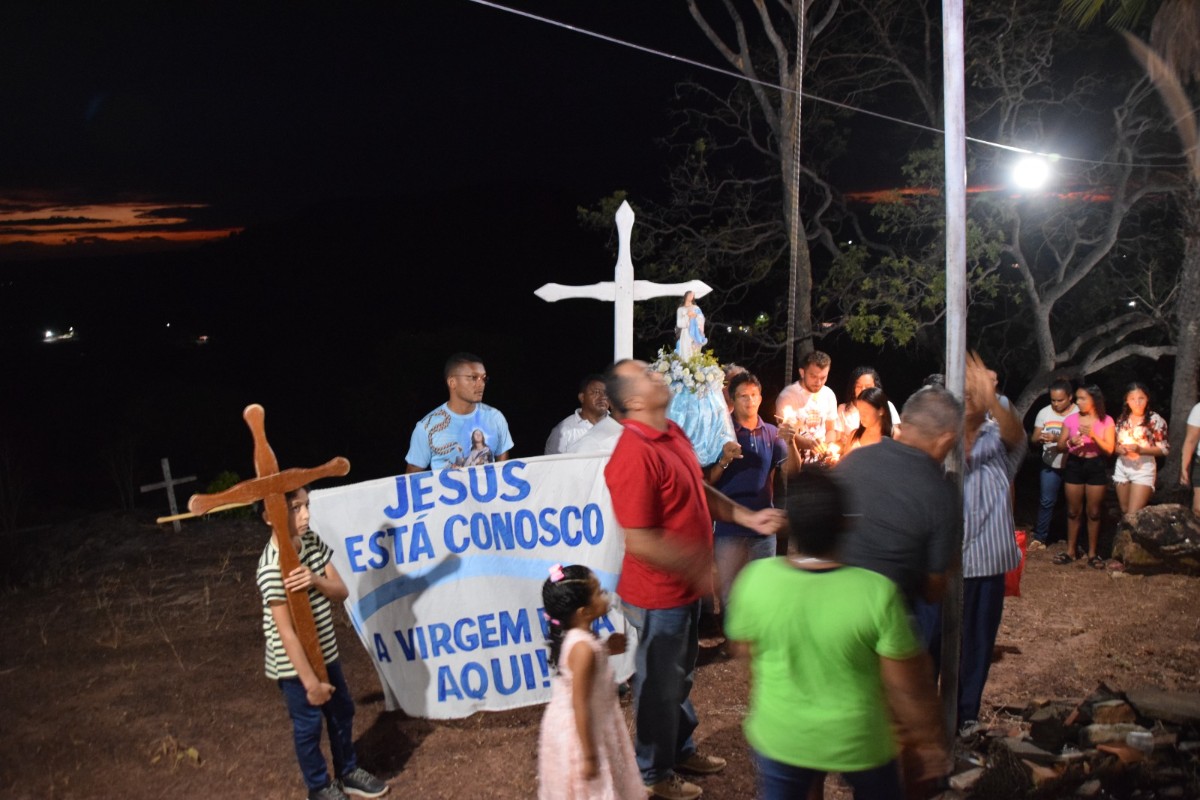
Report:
1054,384,1116,569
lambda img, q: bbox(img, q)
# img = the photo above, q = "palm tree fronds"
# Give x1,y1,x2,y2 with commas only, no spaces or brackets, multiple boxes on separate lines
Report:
1123,31,1200,180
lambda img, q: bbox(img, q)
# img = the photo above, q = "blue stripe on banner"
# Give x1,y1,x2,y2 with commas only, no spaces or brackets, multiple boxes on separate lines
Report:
355,556,620,621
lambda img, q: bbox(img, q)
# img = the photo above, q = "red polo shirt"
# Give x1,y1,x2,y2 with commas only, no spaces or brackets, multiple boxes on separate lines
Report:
604,419,712,608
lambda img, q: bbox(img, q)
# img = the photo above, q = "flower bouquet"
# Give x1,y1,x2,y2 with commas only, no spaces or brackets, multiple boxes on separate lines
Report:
651,347,735,466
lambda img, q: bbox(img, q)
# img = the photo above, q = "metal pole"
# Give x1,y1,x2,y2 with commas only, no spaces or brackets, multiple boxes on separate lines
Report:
941,0,968,743
783,0,805,387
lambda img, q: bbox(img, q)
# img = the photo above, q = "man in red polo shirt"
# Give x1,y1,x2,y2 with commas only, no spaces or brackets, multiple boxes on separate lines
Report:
603,359,785,800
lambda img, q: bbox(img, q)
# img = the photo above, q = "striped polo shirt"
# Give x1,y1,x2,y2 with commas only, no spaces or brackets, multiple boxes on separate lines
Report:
962,420,1021,579
256,531,340,680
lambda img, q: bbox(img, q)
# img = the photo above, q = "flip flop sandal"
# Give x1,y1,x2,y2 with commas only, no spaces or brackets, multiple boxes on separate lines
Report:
1052,552,1076,565
1088,556,1106,569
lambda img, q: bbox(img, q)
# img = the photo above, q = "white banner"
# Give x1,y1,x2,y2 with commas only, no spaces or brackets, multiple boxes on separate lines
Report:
309,453,630,719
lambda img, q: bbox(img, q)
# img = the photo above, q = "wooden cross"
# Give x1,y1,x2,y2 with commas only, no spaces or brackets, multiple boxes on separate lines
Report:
534,200,713,361
187,404,349,684
140,458,196,533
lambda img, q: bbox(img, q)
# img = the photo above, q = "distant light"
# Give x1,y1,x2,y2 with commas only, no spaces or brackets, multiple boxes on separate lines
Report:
1128,300,1137,307
43,328,77,344
1012,155,1052,190
166,322,171,327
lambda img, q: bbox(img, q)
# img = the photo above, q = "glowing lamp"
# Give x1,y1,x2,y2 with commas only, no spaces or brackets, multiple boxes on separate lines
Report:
1012,155,1052,190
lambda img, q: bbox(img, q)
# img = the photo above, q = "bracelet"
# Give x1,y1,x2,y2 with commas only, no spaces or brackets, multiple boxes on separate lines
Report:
717,460,730,469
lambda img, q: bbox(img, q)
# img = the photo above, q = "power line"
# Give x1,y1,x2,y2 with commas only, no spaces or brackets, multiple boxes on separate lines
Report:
464,0,1192,171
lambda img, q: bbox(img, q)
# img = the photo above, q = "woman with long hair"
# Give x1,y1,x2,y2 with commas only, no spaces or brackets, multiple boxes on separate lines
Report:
1113,382,1169,516
846,387,894,452
1055,384,1116,569
837,366,900,449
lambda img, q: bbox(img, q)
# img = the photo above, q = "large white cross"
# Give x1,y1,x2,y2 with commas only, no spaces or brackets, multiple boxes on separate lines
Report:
534,200,712,361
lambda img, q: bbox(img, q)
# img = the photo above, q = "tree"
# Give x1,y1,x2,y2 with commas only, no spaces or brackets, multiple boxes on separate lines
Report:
836,0,1186,419
579,79,844,364
684,0,843,371
1062,0,1200,489
1063,0,1200,82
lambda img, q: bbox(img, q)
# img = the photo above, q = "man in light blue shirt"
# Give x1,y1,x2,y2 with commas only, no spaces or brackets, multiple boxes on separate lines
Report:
405,352,514,472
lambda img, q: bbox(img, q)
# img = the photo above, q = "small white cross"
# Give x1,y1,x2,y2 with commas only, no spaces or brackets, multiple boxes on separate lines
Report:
535,200,712,361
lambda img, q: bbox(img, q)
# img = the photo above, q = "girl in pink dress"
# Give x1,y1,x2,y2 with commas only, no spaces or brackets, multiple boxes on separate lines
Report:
537,564,643,800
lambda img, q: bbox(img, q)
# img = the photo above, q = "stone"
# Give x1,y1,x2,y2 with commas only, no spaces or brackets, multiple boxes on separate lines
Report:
1000,737,1058,765
1119,505,1200,568
948,767,984,791
1080,723,1149,746
1126,687,1200,725
1091,700,1137,725
1021,759,1061,786
1110,527,1162,569
1096,742,1146,764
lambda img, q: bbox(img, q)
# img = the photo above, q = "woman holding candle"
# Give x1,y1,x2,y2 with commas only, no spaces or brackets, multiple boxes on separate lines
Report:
836,366,901,449
1054,384,1116,569
1112,382,1169,516
845,387,893,453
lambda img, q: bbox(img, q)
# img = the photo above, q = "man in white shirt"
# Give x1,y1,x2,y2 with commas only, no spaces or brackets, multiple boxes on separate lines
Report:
545,374,610,454
775,350,838,465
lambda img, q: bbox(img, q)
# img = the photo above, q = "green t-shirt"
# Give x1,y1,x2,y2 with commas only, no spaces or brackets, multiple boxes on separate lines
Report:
725,557,920,772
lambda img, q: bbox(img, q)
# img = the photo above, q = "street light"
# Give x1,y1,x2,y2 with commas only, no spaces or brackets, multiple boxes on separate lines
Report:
1011,154,1055,190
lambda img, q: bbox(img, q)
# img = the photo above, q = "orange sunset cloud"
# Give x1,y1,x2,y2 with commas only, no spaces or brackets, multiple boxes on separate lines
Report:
0,196,242,258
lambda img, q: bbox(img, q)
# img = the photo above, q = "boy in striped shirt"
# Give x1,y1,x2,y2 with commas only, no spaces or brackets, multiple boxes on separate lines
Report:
257,486,388,800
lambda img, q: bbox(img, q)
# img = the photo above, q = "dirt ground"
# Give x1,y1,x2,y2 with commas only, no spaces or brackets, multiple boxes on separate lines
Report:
3,503,1200,800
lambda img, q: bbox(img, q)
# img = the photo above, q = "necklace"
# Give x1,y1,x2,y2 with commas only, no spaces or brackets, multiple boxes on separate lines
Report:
790,555,838,567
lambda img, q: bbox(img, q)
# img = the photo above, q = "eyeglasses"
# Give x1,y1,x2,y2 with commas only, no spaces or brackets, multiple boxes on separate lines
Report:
454,373,488,384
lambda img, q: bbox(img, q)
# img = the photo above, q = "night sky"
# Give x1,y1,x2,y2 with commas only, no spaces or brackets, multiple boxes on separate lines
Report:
0,2,936,517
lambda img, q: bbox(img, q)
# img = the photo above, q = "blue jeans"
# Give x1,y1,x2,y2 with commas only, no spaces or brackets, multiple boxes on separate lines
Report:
1035,465,1064,543
918,575,1006,726
622,599,700,785
279,659,358,790
912,596,941,650
754,751,902,799
959,575,1006,725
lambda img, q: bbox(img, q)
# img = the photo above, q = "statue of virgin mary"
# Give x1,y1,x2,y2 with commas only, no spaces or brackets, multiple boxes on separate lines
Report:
674,290,707,359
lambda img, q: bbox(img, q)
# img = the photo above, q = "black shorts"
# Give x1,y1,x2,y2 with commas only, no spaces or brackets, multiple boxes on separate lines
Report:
1063,455,1108,487
1193,458,1200,489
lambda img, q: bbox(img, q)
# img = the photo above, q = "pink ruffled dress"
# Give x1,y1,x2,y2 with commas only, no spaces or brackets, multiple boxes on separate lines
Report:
537,629,643,799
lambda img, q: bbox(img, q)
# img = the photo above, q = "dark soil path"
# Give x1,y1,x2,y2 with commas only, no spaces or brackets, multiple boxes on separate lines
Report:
2,510,1198,799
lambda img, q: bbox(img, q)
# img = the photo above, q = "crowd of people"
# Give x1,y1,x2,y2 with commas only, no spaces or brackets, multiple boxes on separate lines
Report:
263,345,1200,800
